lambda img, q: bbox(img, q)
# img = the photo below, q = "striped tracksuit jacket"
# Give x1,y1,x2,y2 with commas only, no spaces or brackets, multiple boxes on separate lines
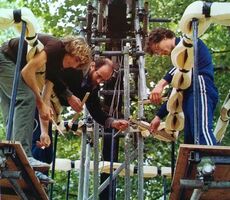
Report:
156,38,218,145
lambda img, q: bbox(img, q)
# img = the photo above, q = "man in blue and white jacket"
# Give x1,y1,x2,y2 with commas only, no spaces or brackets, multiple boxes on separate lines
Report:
145,28,218,145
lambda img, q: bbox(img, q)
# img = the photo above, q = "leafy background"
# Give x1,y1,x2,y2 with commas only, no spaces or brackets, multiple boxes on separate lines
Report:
0,0,230,199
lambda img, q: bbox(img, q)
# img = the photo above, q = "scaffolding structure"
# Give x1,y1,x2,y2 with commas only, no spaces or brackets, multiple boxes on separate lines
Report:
76,0,152,199
64,0,172,199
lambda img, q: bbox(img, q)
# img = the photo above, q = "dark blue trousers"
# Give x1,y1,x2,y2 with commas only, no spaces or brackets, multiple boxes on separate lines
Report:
32,109,53,164
183,76,218,145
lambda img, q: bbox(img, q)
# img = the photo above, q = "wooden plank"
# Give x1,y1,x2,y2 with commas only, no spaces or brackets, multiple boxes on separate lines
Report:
170,144,230,200
0,141,48,200
0,194,21,200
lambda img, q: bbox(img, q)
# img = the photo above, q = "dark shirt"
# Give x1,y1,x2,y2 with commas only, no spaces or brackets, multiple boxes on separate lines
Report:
1,34,112,127
1,34,66,84
53,68,111,127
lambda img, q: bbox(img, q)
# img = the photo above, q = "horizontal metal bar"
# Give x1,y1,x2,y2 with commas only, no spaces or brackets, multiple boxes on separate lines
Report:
149,18,171,22
180,179,230,189
211,156,230,165
1,170,22,179
94,50,145,56
91,38,136,43
99,90,137,95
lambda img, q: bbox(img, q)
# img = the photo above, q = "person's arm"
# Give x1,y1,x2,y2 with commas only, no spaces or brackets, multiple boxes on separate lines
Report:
86,89,110,126
21,50,53,120
150,116,161,133
149,66,176,104
67,95,84,113
51,69,83,113
150,101,169,133
149,79,169,104
37,116,51,148
86,89,129,130
37,80,54,148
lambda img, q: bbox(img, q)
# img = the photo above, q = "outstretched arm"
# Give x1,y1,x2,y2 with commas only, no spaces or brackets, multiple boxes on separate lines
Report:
149,66,176,104
149,79,169,104
37,80,54,148
21,50,53,120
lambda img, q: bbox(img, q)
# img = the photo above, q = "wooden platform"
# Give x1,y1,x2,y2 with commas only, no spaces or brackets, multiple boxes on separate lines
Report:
170,144,230,200
0,141,48,200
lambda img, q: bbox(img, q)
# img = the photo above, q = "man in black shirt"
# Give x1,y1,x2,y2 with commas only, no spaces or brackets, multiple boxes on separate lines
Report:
32,58,129,163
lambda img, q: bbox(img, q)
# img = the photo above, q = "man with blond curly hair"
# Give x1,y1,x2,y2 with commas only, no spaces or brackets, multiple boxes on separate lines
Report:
0,34,91,172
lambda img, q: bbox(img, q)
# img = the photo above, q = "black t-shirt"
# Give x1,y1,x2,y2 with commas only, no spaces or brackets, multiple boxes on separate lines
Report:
1,34,66,83
53,68,110,126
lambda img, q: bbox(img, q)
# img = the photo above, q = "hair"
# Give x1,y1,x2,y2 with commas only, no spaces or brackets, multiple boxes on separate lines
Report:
94,57,114,70
62,36,92,65
145,28,175,55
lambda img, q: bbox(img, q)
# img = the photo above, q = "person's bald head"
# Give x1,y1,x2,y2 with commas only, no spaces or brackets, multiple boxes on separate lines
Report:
89,58,114,86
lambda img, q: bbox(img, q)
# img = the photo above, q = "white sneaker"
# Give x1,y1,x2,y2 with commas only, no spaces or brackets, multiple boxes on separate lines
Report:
28,157,50,168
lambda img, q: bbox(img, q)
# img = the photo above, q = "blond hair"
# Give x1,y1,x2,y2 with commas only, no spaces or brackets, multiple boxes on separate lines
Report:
62,36,92,65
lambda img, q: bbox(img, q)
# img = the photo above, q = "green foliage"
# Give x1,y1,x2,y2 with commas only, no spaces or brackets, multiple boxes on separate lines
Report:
0,112,6,139
17,0,88,36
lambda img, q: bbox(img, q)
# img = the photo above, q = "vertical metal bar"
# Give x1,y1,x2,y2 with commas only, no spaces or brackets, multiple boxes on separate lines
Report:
109,130,115,200
78,126,87,200
137,0,144,9
134,7,148,100
88,149,138,200
66,171,71,200
171,141,175,178
135,2,146,198
137,65,144,200
91,0,98,38
6,21,26,140
163,175,167,200
93,122,100,200
123,46,131,200
86,2,93,44
49,130,58,200
97,0,105,33
192,19,200,145
137,131,144,200
83,141,91,200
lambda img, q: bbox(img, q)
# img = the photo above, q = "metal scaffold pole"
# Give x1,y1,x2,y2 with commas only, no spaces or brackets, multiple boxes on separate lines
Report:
93,122,100,200
88,149,138,200
135,3,147,198
192,18,200,145
135,9,148,101
123,45,131,200
78,123,87,200
6,21,26,140
83,135,92,199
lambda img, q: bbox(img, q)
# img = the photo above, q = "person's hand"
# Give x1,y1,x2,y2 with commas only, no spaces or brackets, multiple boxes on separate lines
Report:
150,116,161,133
37,101,53,121
111,119,129,131
67,95,83,112
37,132,51,148
149,85,164,104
